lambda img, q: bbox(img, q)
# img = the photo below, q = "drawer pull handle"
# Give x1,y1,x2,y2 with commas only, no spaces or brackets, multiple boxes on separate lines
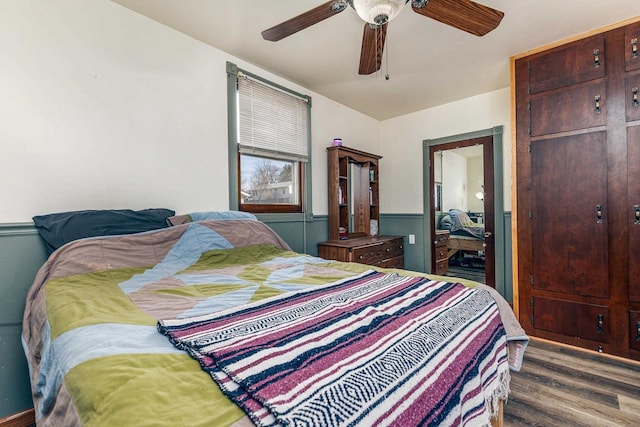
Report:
596,204,603,223
597,345,603,353
597,314,604,333
635,205,640,224
636,321,640,341
593,49,600,68
594,95,601,114
439,250,444,257
359,255,363,260
632,38,638,59
633,87,639,107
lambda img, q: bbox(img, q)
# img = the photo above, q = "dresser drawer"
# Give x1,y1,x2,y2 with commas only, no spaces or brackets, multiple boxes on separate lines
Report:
381,239,404,259
434,232,450,246
378,256,404,269
352,238,403,265
319,236,405,267
352,243,386,264
434,245,448,262
435,260,448,276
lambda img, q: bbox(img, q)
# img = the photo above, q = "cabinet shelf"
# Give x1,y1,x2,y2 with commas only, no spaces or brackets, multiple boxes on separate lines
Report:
325,146,381,241
320,145,404,269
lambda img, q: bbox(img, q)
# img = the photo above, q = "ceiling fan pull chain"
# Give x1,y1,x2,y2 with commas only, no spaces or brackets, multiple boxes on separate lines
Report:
385,28,390,80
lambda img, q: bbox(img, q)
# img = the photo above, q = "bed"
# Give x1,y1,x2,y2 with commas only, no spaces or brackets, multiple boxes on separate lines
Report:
22,211,528,427
438,210,485,259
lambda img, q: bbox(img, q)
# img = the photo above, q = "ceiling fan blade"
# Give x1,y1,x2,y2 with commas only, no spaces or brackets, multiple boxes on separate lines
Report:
359,23,387,75
262,0,347,41
412,0,504,36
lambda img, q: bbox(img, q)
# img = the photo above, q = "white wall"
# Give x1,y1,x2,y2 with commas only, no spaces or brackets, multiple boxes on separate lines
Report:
0,0,379,223
441,151,467,212
379,88,511,214
466,156,484,213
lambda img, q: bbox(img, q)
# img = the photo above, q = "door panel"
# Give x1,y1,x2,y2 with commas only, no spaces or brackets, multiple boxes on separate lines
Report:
529,33,605,94
533,297,609,343
630,311,640,351
626,75,640,122
530,80,606,136
625,22,640,72
629,126,640,303
531,132,609,298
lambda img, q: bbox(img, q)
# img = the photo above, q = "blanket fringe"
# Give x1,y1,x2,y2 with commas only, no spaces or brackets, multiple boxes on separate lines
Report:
484,367,511,426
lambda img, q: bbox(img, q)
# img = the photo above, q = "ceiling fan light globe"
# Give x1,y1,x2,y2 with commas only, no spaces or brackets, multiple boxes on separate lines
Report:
352,0,407,25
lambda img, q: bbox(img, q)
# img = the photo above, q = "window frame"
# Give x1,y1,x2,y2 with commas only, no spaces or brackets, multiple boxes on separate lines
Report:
226,62,312,220
237,152,303,214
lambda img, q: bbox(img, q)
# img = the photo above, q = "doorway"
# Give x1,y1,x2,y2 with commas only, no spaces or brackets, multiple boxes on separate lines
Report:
422,127,505,291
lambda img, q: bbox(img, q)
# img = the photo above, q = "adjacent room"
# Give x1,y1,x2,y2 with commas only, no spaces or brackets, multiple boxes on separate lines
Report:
2,1,640,426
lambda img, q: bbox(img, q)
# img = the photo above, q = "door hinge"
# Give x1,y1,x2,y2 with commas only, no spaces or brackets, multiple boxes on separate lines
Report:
528,127,531,136
530,275,534,285
529,297,535,326
528,211,532,219
528,143,532,153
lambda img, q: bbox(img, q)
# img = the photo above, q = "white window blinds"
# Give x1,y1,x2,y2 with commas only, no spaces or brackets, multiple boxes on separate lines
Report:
238,74,309,162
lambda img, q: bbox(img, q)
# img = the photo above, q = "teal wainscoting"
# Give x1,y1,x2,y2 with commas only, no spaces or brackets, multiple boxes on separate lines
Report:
0,224,48,418
379,214,426,273
259,215,329,257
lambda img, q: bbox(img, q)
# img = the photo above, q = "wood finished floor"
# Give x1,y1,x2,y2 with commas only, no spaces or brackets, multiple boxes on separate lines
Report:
504,339,640,426
446,265,485,283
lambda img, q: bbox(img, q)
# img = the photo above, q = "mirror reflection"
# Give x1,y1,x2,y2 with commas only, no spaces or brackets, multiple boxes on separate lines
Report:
435,146,486,279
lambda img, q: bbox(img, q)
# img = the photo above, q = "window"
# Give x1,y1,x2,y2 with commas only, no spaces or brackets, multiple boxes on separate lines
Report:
227,62,311,215
239,154,301,213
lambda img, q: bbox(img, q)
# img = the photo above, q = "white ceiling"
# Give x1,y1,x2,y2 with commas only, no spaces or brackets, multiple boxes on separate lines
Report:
111,0,640,120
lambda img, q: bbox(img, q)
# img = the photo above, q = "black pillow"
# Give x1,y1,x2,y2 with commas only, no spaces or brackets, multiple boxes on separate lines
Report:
33,208,175,254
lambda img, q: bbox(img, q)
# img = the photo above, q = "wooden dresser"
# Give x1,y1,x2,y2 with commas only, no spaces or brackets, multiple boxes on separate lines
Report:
433,230,450,276
318,236,404,269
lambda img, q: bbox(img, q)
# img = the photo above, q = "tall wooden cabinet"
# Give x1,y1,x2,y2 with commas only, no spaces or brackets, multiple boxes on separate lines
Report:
318,146,404,269
514,20,640,360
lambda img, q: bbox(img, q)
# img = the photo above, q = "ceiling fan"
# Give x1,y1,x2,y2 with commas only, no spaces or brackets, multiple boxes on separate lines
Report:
262,0,504,75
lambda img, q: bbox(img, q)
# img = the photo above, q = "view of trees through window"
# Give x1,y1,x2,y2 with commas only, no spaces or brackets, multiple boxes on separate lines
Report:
240,154,299,205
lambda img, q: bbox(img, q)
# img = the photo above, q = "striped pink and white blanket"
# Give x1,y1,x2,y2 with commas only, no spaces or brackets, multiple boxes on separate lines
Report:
158,270,510,426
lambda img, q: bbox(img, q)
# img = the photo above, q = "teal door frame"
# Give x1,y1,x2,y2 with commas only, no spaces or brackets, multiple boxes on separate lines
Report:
422,126,506,297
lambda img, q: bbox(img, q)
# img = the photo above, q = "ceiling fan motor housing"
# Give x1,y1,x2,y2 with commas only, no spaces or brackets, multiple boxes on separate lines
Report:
349,0,409,25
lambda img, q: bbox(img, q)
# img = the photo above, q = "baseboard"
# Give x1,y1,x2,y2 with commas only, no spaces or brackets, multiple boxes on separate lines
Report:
0,409,35,427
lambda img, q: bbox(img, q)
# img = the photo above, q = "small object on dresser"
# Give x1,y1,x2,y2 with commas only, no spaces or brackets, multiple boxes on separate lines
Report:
332,138,342,146
370,219,378,236
339,227,348,240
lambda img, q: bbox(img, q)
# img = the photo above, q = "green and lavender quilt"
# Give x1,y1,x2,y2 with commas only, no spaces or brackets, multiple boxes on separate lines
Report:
22,219,527,426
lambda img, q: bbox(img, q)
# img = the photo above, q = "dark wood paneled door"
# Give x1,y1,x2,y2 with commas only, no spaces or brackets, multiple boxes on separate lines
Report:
530,131,609,297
